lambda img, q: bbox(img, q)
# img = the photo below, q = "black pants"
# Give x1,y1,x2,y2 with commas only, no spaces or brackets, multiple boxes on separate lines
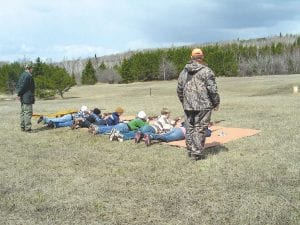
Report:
184,110,212,156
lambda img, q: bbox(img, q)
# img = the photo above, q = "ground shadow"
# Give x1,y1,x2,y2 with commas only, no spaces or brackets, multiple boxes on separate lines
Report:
31,126,52,133
203,144,229,156
61,96,80,99
210,119,226,126
41,96,80,100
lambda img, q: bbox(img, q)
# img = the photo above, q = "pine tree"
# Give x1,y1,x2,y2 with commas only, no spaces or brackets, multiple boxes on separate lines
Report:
50,66,77,98
0,63,22,94
98,61,107,71
32,57,44,77
81,59,97,85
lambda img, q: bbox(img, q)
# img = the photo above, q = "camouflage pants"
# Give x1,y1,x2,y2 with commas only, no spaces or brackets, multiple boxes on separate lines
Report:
20,103,33,131
184,110,212,157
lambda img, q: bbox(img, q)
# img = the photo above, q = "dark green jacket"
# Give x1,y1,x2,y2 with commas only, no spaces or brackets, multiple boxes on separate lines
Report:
17,71,35,104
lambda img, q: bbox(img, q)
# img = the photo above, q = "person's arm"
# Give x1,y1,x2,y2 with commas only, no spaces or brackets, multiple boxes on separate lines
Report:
106,114,115,125
17,74,29,97
177,69,187,103
113,113,120,124
206,69,220,108
158,116,173,131
93,114,102,123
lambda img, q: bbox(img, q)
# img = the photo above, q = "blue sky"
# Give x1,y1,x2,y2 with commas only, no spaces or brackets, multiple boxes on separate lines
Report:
1,0,300,62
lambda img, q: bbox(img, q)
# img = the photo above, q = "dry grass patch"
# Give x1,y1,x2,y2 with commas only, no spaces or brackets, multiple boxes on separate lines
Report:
0,75,299,225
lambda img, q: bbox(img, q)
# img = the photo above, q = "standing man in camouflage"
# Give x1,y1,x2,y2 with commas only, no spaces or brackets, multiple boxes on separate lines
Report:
17,64,35,132
177,48,220,160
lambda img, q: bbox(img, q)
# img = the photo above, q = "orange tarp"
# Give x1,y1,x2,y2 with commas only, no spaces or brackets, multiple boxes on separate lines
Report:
166,126,260,148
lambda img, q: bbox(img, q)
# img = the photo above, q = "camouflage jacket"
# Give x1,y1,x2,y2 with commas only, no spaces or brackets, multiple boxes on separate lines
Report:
177,61,220,110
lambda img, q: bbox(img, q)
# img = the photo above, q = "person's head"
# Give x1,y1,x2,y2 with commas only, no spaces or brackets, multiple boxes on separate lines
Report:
80,105,88,113
115,107,124,116
191,48,204,63
93,108,101,115
173,117,182,126
25,63,33,73
161,107,171,118
137,111,147,121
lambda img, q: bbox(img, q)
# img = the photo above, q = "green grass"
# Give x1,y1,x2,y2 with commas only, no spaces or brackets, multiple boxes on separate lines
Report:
0,74,299,225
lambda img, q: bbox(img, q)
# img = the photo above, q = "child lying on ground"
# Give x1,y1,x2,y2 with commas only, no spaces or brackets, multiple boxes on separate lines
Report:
37,105,91,128
142,120,212,146
88,111,148,137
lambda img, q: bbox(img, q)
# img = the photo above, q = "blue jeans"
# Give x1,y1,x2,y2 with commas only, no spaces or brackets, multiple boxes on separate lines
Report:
150,128,185,142
98,125,114,134
114,123,130,133
139,125,156,135
122,131,137,140
97,123,129,134
44,114,73,127
121,125,156,141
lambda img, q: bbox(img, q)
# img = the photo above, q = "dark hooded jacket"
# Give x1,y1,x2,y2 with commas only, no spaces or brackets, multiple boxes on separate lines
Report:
17,71,35,104
177,61,220,110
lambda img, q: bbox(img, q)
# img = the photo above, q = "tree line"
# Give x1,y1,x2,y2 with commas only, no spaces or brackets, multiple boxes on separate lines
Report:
1,35,300,97
0,58,76,98
117,36,300,82
0,57,121,97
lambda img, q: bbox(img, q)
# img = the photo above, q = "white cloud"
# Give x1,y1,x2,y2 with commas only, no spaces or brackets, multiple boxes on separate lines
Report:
51,44,117,60
1,0,300,62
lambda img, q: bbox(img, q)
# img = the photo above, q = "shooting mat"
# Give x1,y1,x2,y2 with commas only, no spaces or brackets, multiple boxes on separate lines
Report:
166,126,260,148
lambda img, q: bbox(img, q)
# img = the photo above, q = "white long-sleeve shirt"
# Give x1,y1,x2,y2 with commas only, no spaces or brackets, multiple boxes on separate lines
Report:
151,115,175,134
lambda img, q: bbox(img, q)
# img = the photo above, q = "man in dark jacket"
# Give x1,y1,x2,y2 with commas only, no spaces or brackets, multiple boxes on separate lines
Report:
17,64,35,132
177,48,220,160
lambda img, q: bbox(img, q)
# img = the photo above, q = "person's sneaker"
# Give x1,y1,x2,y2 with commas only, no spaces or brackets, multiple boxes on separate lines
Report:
93,126,100,135
117,133,124,142
109,128,115,141
109,128,118,141
88,125,94,133
37,116,43,124
111,134,118,141
90,125,99,135
144,134,151,146
71,123,77,130
47,121,55,128
134,131,142,143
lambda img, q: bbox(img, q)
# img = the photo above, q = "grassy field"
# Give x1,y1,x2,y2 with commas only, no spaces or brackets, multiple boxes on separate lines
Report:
0,74,299,225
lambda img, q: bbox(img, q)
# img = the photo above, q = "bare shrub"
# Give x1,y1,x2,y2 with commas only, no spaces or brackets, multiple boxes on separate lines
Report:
96,68,122,84
158,59,177,80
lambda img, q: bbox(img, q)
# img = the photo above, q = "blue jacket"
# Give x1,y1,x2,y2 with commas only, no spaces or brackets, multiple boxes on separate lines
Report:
86,113,102,124
106,112,120,125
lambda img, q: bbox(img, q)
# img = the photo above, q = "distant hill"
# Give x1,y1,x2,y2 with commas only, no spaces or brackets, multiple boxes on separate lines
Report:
1,33,300,83
56,33,300,79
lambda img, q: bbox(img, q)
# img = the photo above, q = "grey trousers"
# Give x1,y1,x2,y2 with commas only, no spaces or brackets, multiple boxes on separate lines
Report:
20,103,33,131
